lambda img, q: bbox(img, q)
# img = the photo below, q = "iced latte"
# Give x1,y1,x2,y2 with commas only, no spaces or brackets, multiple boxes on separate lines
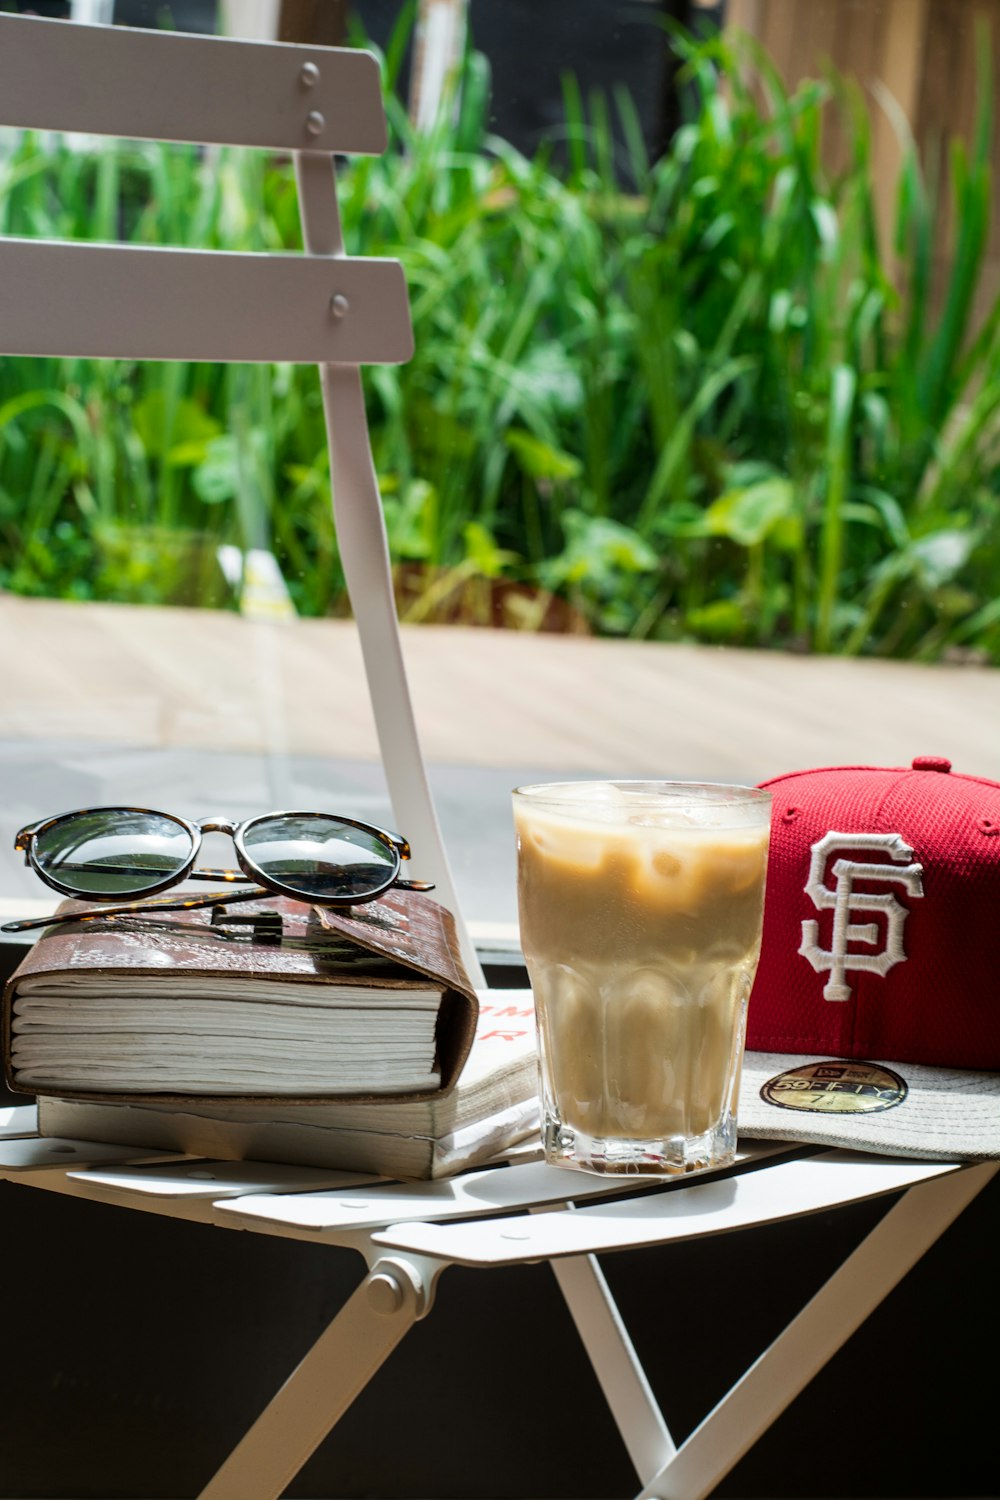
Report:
513,781,771,1176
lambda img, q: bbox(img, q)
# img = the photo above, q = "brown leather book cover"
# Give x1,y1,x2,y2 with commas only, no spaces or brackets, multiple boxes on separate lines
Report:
3,890,478,1107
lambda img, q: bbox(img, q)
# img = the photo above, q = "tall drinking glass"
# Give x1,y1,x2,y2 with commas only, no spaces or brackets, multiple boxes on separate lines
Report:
513,781,772,1176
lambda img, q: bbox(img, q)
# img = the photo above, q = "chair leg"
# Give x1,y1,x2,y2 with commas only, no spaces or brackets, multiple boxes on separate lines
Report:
635,1161,998,1500
550,1247,677,1486
197,1254,441,1500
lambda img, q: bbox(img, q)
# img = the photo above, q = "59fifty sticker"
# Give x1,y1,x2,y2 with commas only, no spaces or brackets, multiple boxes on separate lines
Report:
760,1060,908,1115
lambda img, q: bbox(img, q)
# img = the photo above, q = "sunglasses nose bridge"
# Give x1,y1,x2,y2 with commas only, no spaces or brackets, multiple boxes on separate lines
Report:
196,816,239,838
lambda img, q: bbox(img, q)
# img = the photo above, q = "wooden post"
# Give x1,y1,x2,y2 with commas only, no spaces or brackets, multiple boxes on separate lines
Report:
739,0,930,261
409,0,468,131
869,0,930,258
218,0,280,41
277,0,349,48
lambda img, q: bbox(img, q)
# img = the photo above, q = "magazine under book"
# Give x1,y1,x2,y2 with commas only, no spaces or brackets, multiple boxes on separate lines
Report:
38,992,541,1180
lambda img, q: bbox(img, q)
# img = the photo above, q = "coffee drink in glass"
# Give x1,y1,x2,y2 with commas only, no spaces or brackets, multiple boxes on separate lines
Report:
513,780,771,1176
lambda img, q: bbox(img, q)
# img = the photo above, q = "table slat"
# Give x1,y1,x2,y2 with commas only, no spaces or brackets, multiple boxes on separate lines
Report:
0,1104,38,1139
0,1135,185,1171
216,1142,799,1235
371,1154,965,1266
67,1159,382,1201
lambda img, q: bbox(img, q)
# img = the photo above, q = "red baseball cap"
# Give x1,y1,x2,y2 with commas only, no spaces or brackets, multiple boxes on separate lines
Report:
736,757,1000,1160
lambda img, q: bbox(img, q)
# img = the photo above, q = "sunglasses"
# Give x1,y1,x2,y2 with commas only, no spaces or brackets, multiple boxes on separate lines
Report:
2,806,434,933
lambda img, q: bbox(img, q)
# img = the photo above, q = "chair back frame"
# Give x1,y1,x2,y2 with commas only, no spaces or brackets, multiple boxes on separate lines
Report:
0,13,485,984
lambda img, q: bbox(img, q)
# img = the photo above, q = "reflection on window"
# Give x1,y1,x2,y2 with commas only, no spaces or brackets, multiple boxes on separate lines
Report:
0,1,996,930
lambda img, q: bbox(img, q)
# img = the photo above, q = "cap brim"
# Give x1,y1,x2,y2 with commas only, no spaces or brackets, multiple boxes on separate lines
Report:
737,1051,1000,1161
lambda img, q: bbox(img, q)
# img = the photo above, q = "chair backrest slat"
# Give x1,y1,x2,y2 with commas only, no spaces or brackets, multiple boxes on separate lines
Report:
0,12,386,154
0,239,413,364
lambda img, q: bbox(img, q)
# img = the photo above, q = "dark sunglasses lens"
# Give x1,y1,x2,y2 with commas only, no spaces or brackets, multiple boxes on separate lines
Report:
242,815,398,901
33,810,194,896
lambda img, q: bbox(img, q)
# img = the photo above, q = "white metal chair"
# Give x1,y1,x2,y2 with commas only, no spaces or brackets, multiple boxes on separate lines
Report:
0,15,995,1500
0,6,483,987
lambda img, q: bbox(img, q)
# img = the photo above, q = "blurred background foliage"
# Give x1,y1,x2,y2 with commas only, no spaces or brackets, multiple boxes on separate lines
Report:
0,12,998,662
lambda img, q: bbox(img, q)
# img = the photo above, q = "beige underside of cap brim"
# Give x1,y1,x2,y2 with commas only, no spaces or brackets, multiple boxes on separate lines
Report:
737,1051,1000,1161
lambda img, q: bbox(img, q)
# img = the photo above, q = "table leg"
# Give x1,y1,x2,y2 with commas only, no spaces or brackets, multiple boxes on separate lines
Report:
198,1254,441,1500
550,1248,676,1485
636,1162,998,1500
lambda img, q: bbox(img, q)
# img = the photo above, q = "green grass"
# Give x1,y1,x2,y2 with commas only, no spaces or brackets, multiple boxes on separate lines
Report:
0,19,998,664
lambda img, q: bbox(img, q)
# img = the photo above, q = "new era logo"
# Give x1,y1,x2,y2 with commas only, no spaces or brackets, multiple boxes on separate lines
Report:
799,831,925,1002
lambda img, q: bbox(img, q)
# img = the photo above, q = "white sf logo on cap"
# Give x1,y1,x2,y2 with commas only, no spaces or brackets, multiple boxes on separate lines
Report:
799,831,924,1001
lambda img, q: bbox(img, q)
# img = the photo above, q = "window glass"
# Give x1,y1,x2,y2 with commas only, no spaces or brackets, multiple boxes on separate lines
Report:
1,0,996,944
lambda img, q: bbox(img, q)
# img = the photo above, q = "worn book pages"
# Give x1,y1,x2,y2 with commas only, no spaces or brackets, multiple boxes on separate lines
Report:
4,891,479,1104
39,990,540,1180
12,974,443,1094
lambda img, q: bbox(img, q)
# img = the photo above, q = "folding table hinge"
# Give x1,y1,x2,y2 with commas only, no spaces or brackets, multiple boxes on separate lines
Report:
364,1253,442,1322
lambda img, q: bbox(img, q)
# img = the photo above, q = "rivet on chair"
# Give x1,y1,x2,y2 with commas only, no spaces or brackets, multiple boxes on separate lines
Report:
305,110,325,136
299,62,320,87
367,1271,405,1314
330,293,350,319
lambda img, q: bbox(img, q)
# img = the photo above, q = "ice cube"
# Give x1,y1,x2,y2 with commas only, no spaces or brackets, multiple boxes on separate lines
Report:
628,809,699,829
572,784,629,806
563,783,630,824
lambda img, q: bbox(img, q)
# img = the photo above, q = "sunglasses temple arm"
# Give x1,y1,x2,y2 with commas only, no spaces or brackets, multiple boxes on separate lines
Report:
0,886,272,934
1,873,436,933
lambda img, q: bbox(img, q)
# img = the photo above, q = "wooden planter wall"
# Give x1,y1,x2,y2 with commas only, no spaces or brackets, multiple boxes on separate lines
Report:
725,0,1000,325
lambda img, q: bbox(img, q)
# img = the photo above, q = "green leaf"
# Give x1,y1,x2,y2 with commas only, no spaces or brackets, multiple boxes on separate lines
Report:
700,478,796,547
133,392,222,460
382,478,438,562
683,599,747,643
513,343,586,417
191,435,238,505
638,356,754,527
855,487,910,548
910,528,976,589
455,47,492,154
815,363,858,651
167,439,216,468
462,520,519,578
542,510,658,591
810,198,839,260
505,429,582,483
0,388,92,453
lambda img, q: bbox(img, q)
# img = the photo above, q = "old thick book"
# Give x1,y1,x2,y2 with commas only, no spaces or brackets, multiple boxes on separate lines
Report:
37,992,540,1180
3,891,478,1105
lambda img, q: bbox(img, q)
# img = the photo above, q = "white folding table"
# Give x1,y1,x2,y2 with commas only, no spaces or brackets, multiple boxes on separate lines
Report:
0,1106,993,1500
